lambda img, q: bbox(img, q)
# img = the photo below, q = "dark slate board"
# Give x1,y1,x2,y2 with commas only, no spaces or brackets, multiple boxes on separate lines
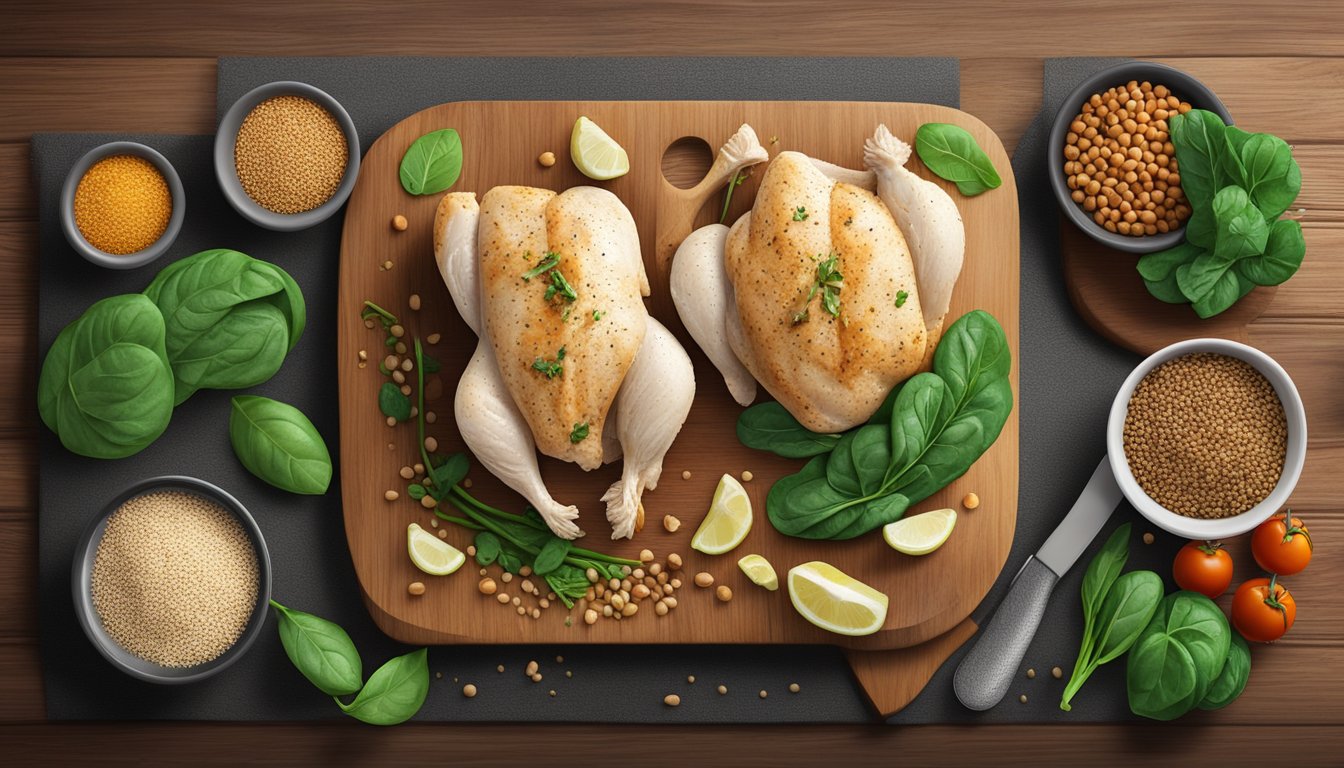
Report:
40,57,957,723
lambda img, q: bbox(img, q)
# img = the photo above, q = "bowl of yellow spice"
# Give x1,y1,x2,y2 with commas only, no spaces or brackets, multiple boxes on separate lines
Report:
60,141,185,269
215,81,359,231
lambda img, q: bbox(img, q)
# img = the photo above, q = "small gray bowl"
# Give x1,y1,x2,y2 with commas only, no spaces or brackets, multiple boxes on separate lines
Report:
1047,61,1233,254
60,141,185,270
215,80,360,232
72,475,272,684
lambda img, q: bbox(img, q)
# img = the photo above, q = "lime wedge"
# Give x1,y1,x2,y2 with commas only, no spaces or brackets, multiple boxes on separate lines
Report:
882,508,958,556
738,554,779,591
787,561,889,637
570,116,630,180
691,474,752,555
407,523,465,576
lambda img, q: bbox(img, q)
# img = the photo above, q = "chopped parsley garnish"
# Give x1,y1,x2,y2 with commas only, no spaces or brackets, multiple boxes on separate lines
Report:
522,251,561,281
544,269,578,303
792,254,843,324
793,206,809,221
592,310,604,321
532,346,566,379
895,290,909,308
569,422,590,443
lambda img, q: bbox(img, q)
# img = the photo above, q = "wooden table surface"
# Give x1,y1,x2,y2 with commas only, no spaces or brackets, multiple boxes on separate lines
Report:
4,2,1341,764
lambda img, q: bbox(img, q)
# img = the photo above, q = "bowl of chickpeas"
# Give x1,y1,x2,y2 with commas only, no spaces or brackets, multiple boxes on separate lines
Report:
1048,61,1232,254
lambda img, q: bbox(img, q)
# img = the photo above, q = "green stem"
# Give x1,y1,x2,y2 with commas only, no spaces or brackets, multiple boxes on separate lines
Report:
362,300,399,325
719,169,745,224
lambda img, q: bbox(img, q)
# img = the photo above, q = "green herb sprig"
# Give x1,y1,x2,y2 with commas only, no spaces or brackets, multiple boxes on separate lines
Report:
792,254,843,324
719,168,751,224
793,206,809,221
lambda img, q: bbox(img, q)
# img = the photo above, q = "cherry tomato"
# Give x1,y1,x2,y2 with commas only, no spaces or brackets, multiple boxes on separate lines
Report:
1231,575,1296,643
1172,540,1234,598
1251,508,1312,576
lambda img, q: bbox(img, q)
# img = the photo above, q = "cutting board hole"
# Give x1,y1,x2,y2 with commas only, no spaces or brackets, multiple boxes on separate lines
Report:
661,136,713,190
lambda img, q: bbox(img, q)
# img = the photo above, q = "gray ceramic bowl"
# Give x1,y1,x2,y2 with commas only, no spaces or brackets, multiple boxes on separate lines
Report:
72,476,272,684
60,141,185,270
214,80,360,231
1047,61,1233,254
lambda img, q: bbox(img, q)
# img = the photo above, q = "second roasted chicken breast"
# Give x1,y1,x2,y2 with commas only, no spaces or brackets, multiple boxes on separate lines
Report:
723,151,928,433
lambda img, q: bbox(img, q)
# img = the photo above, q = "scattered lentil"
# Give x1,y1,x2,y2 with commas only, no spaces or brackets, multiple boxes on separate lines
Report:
384,490,399,501
463,683,477,698
234,95,348,214
741,470,754,482
715,585,733,602
681,470,692,480
408,581,426,596
1063,80,1192,236
1019,694,1029,704
1143,532,1156,545
1123,353,1286,518
1052,667,1063,679
664,694,681,707
759,690,768,699
479,578,497,595
538,151,557,167
694,572,714,588
427,333,442,344
1026,668,1036,679
663,515,681,533
74,155,172,255
717,685,728,695
789,683,800,693
90,490,258,667
962,492,980,510
409,293,422,311
497,664,505,673
392,214,409,232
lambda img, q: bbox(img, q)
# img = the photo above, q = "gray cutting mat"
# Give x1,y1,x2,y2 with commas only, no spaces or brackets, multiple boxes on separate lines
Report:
39,57,950,723
38,56,1181,724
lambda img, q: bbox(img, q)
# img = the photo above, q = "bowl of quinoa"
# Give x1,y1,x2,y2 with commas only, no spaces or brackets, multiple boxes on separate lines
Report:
214,80,360,231
59,141,185,269
1107,338,1306,540
72,476,271,683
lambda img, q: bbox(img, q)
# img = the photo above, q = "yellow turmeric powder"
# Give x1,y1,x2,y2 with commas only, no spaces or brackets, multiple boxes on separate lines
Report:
73,155,172,255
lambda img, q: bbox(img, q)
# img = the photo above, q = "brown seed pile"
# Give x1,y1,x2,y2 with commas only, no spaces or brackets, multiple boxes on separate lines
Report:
73,155,172,254
234,95,348,214
90,491,259,667
1123,353,1286,518
1063,81,1193,237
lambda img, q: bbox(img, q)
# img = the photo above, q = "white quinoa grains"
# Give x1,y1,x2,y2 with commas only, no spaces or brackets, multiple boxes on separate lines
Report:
90,491,258,668
1123,353,1286,519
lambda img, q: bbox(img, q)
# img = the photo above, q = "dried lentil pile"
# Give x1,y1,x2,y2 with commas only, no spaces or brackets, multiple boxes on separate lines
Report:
90,490,259,667
1123,353,1286,518
73,154,172,254
234,95,348,214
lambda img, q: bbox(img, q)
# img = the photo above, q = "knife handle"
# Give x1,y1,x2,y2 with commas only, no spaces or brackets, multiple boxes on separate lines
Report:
953,556,1059,711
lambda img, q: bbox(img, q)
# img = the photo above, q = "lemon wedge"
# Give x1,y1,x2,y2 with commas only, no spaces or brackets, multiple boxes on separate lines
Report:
787,561,889,637
570,116,630,180
738,554,779,591
407,523,465,576
882,508,958,556
691,474,752,555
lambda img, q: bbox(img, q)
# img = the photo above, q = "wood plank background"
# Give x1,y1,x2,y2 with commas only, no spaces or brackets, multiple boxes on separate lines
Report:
3,1,1341,764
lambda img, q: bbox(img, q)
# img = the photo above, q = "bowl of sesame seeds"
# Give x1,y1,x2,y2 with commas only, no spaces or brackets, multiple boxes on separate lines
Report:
1107,338,1307,540
215,80,359,232
72,475,272,684
60,141,185,269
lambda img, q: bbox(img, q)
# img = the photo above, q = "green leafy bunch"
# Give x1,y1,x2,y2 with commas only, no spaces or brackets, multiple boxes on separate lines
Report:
1138,109,1304,318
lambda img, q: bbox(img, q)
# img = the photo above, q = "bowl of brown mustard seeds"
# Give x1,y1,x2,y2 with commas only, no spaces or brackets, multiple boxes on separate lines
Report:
214,80,359,231
1107,338,1306,540
72,476,272,683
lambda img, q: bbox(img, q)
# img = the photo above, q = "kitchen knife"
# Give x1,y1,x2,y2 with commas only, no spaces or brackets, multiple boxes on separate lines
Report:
953,457,1122,711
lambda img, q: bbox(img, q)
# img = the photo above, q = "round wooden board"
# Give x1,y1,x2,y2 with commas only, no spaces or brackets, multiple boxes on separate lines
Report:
337,100,1019,652
1060,221,1277,355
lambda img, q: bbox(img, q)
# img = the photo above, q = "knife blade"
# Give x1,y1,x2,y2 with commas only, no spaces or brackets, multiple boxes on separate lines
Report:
953,456,1123,711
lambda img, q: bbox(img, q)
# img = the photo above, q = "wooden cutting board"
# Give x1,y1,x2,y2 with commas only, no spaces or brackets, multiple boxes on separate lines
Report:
337,101,1018,710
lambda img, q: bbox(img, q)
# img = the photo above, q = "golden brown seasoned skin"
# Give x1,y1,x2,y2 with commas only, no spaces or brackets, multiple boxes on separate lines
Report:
724,152,927,433
478,185,646,470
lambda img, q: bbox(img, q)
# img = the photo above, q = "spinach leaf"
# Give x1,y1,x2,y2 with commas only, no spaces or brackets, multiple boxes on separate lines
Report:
37,294,175,459
765,310,1011,540
143,249,304,405
1060,564,1163,711
378,382,411,422
1209,186,1269,263
1184,205,1216,251
1198,632,1251,711
1191,269,1253,319
532,537,573,576
1080,524,1131,634
270,600,362,696
1137,243,1200,304
1127,591,1232,721
736,401,842,458
335,648,429,726
544,564,592,608
1237,218,1305,286
229,396,333,495
1168,110,1237,209
399,129,463,196
473,531,502,566
1238,132,1301,219
914,123,1002,196
426,453,469,500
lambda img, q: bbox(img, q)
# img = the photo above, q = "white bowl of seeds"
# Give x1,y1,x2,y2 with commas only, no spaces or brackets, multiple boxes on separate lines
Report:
1107,338,1307,541
72,476,271,683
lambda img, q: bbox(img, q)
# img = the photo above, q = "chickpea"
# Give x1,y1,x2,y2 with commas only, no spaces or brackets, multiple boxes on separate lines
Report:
538,151,557,167
391,214,408,231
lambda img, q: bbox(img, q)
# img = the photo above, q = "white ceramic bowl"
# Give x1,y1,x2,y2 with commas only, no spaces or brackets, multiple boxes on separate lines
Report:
1106,338,1306,540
